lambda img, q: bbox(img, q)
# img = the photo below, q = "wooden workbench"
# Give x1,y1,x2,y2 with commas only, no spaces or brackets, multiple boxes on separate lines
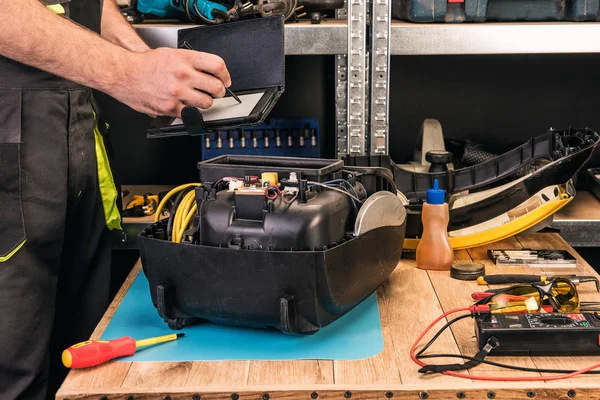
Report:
57,233,600,400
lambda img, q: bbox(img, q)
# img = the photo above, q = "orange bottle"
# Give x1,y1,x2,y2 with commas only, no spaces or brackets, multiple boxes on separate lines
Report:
416,180,454,271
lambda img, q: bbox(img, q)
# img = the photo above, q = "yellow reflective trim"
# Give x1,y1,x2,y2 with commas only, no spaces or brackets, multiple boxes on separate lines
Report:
93,115,122,231
403,197,573,251
0,240,25,262
47,4,65,14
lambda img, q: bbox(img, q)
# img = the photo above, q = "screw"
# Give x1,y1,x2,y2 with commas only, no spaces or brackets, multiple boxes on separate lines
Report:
262,394,270,400
231,394,239,400
193,395,201,400
311,392,319,399
487,392,496,399
457,392,466,399
100,397,108,400
527,391,536,398
419,392,429,400
164,396,172,400
344,391,352,398
568,390,576,398
385,392,394,398
126,397,135,400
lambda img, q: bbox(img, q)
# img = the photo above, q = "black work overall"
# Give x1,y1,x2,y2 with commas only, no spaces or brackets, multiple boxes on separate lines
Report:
0,1,121,398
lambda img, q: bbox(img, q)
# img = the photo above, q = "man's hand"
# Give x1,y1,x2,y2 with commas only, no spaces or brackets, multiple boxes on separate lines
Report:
114,48,232,117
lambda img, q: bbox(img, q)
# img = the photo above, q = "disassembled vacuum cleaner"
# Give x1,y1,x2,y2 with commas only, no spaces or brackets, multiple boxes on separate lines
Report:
346,121,600,250
138,123,598,334
139,156,406,334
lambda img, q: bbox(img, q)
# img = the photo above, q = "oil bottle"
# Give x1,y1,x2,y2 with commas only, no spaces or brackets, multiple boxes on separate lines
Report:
416,179,454,271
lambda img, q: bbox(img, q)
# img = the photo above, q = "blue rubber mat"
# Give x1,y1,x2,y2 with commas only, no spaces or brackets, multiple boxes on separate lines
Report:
101,272,384,361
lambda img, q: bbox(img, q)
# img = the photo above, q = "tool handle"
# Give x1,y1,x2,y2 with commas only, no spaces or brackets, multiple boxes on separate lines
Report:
479,275,544,285
62,337,136,369
472,292,496,301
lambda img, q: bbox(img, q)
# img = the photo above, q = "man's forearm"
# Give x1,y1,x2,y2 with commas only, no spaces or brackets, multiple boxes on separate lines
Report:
102,0,150,53
0,0,231,117
0,0,133,97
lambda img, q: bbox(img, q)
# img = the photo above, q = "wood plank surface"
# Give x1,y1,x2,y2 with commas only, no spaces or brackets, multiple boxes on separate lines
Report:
554,191,600,221
57,233,600,400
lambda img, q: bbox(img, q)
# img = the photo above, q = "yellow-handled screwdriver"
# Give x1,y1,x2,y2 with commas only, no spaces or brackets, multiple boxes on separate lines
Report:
62,333,185,369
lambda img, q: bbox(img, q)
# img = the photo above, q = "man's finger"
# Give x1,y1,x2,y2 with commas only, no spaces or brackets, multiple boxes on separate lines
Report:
191,52,231,87
182,89,214,110
191,71,226,98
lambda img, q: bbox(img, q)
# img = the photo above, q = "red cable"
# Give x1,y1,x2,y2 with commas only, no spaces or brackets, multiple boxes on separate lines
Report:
410,306,600,381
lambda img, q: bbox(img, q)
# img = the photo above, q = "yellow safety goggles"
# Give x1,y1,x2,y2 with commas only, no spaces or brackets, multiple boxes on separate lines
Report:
477,278,579,314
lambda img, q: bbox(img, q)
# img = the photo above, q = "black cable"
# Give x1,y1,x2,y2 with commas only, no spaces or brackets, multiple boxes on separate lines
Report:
352,169,399,195
416,314,472,357
417,354,600,375
416,313,600,375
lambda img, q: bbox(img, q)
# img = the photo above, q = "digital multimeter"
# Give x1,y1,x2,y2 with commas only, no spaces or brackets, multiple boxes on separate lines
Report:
475,313,600,356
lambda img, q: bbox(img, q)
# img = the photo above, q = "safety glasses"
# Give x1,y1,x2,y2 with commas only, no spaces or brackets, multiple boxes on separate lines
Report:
476,278,579,314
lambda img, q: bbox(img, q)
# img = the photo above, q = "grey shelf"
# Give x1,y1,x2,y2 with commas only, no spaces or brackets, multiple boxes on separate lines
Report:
391,21,600,55
134,20,348,55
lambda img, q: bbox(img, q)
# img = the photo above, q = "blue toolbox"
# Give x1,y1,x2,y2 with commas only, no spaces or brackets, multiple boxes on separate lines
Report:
200,118,321,160
393,0,600,22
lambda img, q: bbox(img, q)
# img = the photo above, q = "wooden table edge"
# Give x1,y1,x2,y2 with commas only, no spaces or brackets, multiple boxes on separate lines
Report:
57,382,597,400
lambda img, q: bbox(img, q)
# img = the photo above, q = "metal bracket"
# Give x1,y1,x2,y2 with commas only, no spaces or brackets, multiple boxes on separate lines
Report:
369,0,391,155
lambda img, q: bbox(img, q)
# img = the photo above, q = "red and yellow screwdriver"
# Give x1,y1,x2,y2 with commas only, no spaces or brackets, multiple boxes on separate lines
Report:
62,333,185,369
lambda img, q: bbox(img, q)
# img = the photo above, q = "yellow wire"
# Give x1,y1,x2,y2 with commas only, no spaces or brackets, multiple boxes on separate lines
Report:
154,183,201,223
173,194,188,239
178,203,198,243
172,190,197,243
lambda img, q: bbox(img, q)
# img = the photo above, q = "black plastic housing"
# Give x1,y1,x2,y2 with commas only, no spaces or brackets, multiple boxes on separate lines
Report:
346,127,600,238
196,186,355,251
345,127,599,201
139,223,405,334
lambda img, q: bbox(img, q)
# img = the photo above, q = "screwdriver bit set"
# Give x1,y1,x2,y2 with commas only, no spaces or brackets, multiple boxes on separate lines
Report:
200,118,321,160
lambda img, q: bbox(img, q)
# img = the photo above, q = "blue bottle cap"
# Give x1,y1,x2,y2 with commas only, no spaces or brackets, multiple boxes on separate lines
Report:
426,179,445,204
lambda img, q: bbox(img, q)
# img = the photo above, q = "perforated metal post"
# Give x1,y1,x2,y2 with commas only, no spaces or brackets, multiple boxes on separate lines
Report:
369,0,391,155
335,3,348,158
345,0,367,157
